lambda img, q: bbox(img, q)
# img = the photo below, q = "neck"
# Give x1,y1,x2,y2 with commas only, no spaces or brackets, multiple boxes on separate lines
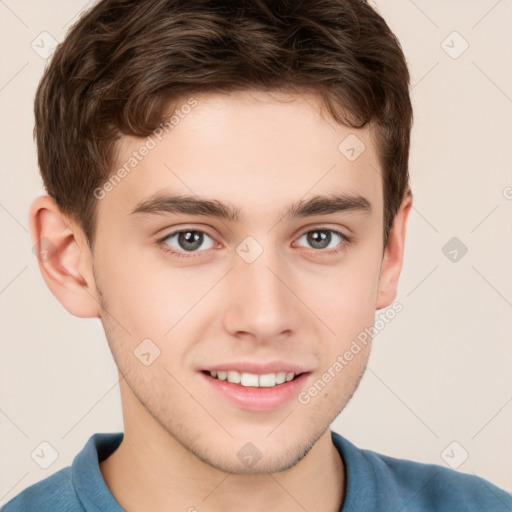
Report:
100,382,345,512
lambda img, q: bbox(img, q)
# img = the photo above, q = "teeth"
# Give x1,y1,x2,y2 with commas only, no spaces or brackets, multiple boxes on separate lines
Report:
275,372,286,384
259,373,276,387
208,370,297,387
227,370,241,384
240,373,259,387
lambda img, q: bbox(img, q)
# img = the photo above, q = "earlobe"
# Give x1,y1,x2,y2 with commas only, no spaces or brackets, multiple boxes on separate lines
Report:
29,195,101,318
376,192,413,310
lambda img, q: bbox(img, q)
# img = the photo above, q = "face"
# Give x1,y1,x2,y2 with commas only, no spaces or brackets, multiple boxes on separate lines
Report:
91,89,389,474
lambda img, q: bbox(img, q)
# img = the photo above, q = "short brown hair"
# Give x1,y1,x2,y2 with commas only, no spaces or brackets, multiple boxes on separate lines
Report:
34,0,412,249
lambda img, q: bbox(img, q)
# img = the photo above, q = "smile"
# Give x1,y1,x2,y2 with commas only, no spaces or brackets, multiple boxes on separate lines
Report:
200,370,311,412
205,370,299,388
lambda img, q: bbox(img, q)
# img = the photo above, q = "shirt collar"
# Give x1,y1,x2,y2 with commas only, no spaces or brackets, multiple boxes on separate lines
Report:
71,432,125,511
70,430,390,512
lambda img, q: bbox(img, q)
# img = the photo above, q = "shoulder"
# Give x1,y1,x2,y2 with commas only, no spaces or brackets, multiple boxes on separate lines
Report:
1,467,84,512
331,431,512,511
366,448,512,510
1,432,123,512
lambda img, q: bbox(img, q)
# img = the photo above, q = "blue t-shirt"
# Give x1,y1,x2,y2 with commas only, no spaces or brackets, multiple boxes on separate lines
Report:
2,430,511,511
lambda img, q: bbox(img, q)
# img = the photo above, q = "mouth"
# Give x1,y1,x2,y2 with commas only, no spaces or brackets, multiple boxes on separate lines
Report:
201,369,303,388
199,369,311,411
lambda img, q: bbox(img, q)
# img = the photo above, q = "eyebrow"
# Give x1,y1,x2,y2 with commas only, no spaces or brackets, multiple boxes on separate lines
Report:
129,191,372,221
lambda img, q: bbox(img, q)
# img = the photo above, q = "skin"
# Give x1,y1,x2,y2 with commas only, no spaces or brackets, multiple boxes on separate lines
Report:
30,89,412,512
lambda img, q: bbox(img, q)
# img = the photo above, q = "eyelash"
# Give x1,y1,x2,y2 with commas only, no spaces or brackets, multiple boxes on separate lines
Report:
156,226,352,260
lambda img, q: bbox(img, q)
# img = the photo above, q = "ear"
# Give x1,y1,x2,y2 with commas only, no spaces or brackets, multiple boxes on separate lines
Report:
29,195,101,318
376,191,413,309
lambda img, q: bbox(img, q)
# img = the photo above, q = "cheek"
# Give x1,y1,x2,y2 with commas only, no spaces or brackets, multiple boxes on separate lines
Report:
303,250,382,342
108,268,203,339
97,223,382,345
94,236,200,340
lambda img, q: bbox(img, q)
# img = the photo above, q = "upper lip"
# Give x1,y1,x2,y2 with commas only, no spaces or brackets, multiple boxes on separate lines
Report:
202,361,311,375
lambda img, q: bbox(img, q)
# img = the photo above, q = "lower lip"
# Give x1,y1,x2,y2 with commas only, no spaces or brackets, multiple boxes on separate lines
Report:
199,372,311,412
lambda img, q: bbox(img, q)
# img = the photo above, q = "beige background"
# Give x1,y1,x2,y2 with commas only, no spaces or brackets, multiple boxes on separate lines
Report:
1,0,511,504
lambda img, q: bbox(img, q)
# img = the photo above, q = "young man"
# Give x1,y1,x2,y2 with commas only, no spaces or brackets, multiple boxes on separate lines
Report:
3,0,511,511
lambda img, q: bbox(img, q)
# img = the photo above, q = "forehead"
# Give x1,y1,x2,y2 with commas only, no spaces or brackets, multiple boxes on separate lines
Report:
99,89,383,226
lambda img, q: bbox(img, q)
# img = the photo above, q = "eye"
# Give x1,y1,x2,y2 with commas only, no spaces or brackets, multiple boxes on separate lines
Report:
294,228,349,253
160,229,215,258
157,226,350,260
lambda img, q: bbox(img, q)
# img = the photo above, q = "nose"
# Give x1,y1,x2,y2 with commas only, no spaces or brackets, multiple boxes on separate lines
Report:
222,243,301,343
